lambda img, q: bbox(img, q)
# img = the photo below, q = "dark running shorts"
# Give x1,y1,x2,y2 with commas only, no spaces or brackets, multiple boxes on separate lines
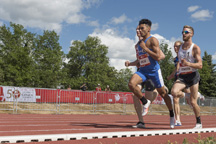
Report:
177,71,200,88
141,79,155,91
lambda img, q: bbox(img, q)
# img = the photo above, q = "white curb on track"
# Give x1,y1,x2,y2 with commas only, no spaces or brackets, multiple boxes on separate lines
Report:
0,128,215,143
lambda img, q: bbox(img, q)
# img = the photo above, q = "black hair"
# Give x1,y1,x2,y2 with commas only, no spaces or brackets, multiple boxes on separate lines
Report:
139,19,152,27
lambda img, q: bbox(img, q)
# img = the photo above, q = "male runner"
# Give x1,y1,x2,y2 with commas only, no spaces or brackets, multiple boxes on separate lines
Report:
168,41,205,126
171,25,203,129
125,25,166,128
128,19,175,128
168,41,190,126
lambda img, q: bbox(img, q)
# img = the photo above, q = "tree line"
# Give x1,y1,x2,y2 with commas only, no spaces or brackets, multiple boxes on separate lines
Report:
0,23,215,97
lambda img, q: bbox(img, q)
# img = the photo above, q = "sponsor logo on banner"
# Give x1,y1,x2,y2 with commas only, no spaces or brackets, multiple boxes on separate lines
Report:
152,96,165,105
115,94,120,101
2,86,36,102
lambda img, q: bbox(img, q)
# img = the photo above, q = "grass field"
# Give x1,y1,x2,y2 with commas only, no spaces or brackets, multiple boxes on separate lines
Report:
0,102,216,115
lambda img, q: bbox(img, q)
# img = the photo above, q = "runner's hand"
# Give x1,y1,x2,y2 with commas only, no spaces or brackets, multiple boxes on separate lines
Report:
181,59,189,66
125,61,130,67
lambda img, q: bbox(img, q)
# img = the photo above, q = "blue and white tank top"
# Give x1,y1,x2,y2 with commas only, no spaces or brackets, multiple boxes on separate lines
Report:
136,36,160,73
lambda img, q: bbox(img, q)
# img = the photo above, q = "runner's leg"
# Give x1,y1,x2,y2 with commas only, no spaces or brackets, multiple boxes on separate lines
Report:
128,74,145,99
173,97,181,125
190,83,200,117
145,90,158,103
132,85,144,123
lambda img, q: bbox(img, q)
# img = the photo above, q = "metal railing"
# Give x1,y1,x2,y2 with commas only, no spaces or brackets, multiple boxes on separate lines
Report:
0,86,216,115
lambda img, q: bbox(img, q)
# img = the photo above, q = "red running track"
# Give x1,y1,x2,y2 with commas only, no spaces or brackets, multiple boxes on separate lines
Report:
0,114,215,144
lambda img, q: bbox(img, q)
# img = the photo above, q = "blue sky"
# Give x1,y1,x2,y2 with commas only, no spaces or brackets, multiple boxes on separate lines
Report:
0,0,215,72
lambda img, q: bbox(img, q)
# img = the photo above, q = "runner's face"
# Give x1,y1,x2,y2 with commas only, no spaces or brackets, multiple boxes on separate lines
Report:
136,26,141,37
139,24,149,37
174,43,181,53
182,28,192,41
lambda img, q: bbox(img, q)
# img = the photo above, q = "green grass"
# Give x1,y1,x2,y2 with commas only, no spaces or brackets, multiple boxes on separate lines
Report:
167,134,216,144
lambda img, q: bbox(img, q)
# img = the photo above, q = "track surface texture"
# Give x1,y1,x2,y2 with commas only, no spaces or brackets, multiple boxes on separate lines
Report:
0,114,215,144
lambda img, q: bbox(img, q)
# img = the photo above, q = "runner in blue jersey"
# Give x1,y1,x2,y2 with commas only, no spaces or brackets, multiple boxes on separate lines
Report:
125,25,166,128
128,19,175,128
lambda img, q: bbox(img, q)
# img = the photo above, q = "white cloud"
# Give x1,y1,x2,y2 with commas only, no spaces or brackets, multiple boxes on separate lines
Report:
110,58,136,72
110,14,131,25
153,34,176,56
152,34,183,58
212,52,216,60
66,13,86,24
188,5,200,12
90,28,136,72
191,9,214,21
87,20,100,27
0,0,101,33
151,23,159,31
89,28,180,72
0,21,3,26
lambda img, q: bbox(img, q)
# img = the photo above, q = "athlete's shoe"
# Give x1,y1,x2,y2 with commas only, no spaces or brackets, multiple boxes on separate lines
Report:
193,123,202,129
132,122,145,128
170,117,175,129
142,99,151,116
175,120,182,126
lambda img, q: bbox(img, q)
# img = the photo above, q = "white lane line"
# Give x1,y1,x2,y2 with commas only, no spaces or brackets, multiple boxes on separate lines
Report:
0,128,215,143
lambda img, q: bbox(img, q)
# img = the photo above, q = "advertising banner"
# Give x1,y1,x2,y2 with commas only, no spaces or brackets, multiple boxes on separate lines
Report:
2,86,36,102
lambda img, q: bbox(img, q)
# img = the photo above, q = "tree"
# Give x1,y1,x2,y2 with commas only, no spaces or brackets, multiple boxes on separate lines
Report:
33,30,64,88
199,51,216,97
202,51,216,72
158,43,175,91
65,36,108,90
65,36,128,91
199,61,212,96
113,68,133,92
0,22,36,86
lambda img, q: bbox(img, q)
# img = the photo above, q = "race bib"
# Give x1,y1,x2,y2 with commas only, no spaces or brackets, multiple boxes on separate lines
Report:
179,66,193,74
139,54,150,67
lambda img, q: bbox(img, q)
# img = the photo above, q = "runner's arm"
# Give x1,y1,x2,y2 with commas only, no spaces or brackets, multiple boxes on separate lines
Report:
167,62,179,80
125,59,139,67
139,37,161,61
167,69,176,80
158,50,165,61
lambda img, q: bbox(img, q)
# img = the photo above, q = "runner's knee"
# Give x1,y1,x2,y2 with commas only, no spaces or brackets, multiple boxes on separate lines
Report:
159,90,166,98
153,91,158,97
128,81,135,90
190,100,197,107
171,88,179,97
